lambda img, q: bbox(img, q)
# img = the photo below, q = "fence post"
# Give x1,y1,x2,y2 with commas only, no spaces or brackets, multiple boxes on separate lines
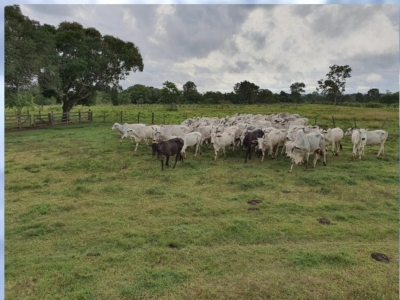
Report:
137,112,140,123
353,118,357,128
16,110,21,129
152,112,154,124
163,115,165,124
48,113,53,126
88,110,92,122
381,118,388,129
66,112,69,124
120,111,123,123
314,116,318,125
332,116,336,128
79,111,81,123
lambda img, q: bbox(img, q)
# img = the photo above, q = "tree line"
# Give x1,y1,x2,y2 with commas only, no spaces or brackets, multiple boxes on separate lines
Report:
5,5,398,114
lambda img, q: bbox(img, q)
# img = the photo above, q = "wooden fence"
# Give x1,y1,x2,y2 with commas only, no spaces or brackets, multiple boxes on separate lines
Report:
5,109,389,131
5,110,93,130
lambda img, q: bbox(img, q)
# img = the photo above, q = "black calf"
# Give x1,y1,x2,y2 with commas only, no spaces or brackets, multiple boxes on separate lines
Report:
151,138,184,171
243,129,264,163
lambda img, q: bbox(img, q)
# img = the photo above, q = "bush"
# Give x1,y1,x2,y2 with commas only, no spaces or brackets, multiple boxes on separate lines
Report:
166,103,178,111
364,102,383,108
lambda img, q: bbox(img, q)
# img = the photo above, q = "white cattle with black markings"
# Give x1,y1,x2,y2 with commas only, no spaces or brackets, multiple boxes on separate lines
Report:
289,130,327,172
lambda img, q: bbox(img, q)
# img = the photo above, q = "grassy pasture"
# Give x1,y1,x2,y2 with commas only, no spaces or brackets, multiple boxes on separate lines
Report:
5,104,399,299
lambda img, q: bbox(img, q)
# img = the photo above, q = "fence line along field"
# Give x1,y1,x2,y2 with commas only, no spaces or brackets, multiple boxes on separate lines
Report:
5,104,398,300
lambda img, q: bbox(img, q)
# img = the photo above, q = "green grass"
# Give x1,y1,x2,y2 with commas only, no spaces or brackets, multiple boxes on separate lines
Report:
5,104,399,299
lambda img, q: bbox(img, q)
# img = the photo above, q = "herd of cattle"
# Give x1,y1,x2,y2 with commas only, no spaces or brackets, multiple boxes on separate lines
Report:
111,112,389,171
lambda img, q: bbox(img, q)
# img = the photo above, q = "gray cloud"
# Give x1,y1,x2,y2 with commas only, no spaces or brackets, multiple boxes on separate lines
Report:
309,5,387,39
18,4,399,94
152,5,259,61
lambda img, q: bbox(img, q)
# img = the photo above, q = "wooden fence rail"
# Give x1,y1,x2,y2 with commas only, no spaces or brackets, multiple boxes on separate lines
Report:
5,110,93,130
5,109,390,131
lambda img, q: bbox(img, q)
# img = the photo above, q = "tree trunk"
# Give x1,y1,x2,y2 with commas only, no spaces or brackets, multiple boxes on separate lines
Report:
62,101,74,122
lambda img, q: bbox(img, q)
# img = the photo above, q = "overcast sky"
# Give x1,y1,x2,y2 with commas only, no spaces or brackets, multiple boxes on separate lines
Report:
18,4,399,94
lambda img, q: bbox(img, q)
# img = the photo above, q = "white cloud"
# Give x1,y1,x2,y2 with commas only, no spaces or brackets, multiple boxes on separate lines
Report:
366,73,383,83
121,7,137,31
18,5,399,94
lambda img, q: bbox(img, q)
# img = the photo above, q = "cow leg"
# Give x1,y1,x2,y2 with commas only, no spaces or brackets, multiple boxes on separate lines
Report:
160,159,164,171
134,140,139,152
223,147,227,160
352,144,357,159
172,153,179,168
261,150,265,162
289,159,294,173
165,156,170,167
274,145,280,158
313,151,320,168
195,142,200,156
377,143,383,156
305,153,310,169
214,145,218,161
244,148,250,163
181,150,186,159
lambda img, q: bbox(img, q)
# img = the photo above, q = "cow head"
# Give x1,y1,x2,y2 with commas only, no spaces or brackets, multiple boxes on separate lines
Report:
151,142,159,156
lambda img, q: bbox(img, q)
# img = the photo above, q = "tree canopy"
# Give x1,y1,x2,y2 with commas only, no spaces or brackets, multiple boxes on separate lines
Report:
5,5,56,109
233,80,260,104
41,21,144,113
290,82,306,103
317,65,352,105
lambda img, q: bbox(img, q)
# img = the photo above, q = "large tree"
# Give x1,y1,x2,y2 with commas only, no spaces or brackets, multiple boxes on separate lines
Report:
317,65,352,105
366,88,380,102
38,21,143,114
5,5,56,109
257,89,276,104
290,82,306,103
233,80,259,104
182,81,202,103
122,84,151,104
158,81,181,105
203,91,224,105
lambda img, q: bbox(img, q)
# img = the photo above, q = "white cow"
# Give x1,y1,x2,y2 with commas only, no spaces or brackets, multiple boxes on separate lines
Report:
284,140,295,158
322,127,344,156
153,125,188,141
113,123,146,144
180,132,203,158
286,125,306,141
257,129,283,161
111,123,129,136
210,132,235,161
351,129,367,159
121,125,151,151
346,128,388,156
193,125,217,147
289,130,327,172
